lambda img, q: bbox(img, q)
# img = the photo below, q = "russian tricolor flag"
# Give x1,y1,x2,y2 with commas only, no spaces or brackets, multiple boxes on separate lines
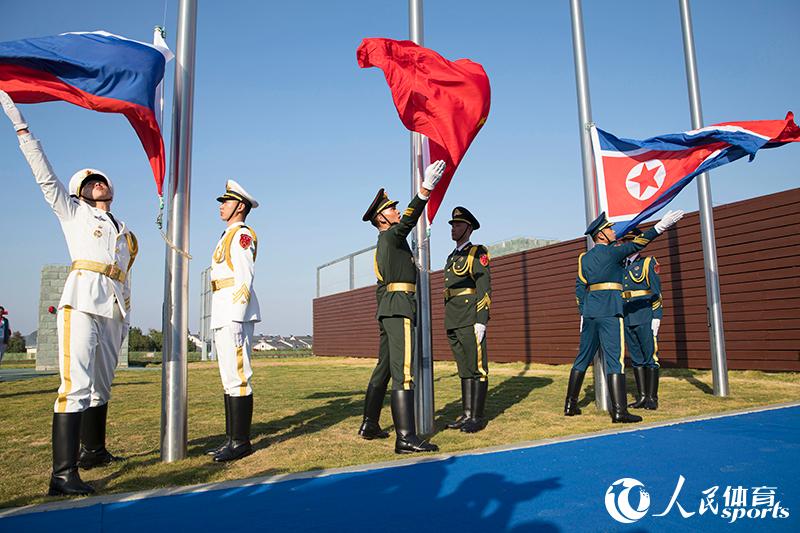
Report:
0,31,173,195
591,114,800,235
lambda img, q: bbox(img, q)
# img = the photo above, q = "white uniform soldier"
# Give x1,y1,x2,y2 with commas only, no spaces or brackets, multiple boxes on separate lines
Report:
206,180,260,462
1,90,136,496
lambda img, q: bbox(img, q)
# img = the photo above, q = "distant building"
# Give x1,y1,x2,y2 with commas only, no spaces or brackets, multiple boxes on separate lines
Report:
252,335,313,351
487,237,560,258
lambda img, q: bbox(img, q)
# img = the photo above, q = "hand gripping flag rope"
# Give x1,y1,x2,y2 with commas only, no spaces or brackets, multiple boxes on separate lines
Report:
591,113,800,235
358,38,491,223
0,30,173,197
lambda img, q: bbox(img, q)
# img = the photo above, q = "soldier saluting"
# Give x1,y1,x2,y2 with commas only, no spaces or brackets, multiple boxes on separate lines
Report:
358,159,445,454
443,207,491,433
565,209,683,423
622,229,663,410
2,90,136,496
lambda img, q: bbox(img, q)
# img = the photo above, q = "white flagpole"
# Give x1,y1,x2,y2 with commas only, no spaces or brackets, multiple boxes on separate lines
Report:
569,0,610,411
409,0,435,435
161,0,198,462
678,0,729,396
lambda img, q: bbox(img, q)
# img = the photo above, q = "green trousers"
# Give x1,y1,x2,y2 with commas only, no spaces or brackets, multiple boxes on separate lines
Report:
447,325,489,381
369,316,415,391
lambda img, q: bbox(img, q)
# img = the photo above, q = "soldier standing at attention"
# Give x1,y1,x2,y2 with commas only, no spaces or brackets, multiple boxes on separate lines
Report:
2,90,137,496
565,209,683,423
207,180,260,462
443,207,491,433
622,228,663,410
358,159,445,454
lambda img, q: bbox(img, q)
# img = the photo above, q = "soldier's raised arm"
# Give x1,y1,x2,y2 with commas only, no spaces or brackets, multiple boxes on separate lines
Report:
609,210,685,262
0,90,77,221
390,160,445,240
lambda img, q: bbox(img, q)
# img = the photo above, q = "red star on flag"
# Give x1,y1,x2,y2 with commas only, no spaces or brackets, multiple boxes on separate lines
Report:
630,163,661,196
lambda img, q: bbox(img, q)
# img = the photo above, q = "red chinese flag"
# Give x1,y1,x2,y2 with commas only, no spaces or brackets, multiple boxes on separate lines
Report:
357,38,491,223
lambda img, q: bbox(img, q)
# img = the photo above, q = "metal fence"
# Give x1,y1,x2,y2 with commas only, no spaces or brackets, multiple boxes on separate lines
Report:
316,245,377,298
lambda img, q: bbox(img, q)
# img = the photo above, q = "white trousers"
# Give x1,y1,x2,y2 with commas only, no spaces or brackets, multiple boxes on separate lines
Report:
54,306,124,413
213,322,255,397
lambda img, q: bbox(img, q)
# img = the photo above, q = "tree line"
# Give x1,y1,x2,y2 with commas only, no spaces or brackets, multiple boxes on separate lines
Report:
3,327,197,353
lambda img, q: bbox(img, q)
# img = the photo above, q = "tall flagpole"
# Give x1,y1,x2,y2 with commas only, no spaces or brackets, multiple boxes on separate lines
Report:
161,0,198,462
569,0,609,411
409,0,435,435
678,0,729,396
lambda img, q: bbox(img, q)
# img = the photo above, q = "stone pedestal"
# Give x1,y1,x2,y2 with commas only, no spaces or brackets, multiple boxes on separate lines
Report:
36,265,128,371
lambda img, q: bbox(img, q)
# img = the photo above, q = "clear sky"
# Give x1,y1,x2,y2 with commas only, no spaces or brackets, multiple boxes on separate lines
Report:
1,0,798,337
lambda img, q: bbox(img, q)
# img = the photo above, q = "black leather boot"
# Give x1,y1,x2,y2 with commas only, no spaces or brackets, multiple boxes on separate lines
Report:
78,403,122,469
644,367,659,410
358,383,390,439
49,413,95,496
608,373,643,423
564,369,585,416
206,394,232,455
628,367,647,409
461,379,488,433
214,395,254,462
446,378,474,429
391,390,438,454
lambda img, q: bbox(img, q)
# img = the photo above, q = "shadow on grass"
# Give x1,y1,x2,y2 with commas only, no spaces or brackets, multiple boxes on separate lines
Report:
434,375,553,429
187,396,363,456
664,368,714,395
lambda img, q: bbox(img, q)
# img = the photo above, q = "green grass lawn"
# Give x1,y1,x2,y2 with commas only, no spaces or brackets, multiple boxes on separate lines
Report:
0,356,797,509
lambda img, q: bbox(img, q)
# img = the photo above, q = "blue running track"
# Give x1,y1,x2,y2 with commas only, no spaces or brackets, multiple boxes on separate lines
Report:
2,405,798,532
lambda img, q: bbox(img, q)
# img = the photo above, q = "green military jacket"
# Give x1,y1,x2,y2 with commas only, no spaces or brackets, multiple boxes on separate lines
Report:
443,243,492,330
622,255,663,326
374,194,428,320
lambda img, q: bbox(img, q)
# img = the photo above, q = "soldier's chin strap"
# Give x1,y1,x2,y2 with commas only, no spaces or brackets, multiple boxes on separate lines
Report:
454,224,471,244
79,193,113,204
225,200,242,222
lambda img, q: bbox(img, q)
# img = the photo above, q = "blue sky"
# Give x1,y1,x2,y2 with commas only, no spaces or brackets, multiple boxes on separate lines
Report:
1,0,798,336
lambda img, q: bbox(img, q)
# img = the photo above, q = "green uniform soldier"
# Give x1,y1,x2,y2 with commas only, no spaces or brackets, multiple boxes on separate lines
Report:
565,209,683,423
622,229,663,410
443,207,492,433
357,160,445,454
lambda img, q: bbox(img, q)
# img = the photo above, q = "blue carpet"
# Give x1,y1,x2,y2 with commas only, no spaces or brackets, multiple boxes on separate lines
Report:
3,406,798,532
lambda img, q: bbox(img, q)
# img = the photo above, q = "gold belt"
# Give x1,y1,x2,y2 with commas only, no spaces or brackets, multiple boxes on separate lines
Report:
387,282,416,293
211,277,234,291
444,288,476,299
71,260,126,282
588,282,623,292
622,289,653,299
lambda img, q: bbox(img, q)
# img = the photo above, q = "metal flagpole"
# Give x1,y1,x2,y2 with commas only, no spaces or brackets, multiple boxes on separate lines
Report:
569,0,609,411
409,0,435,435
161,0,198,462
678,0,729,396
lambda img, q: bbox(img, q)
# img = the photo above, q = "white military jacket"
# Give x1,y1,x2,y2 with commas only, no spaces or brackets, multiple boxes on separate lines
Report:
20,136,137,322
210,221,260,329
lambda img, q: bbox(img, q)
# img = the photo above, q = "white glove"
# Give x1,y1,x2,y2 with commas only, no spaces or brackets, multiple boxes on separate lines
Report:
230,321,244,347
580,316,584,333
654,209,685,234
474,323,486,344
651,318,661,337
0,90,28,131
421,160,446,190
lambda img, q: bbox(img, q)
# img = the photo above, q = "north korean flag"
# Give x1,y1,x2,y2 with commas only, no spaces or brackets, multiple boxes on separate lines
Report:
0,31,173,195
591,114,800,235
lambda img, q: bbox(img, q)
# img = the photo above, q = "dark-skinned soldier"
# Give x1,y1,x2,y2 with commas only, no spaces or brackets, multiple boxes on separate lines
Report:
566,209,683,423
357,159,445,454
443,207,491,433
